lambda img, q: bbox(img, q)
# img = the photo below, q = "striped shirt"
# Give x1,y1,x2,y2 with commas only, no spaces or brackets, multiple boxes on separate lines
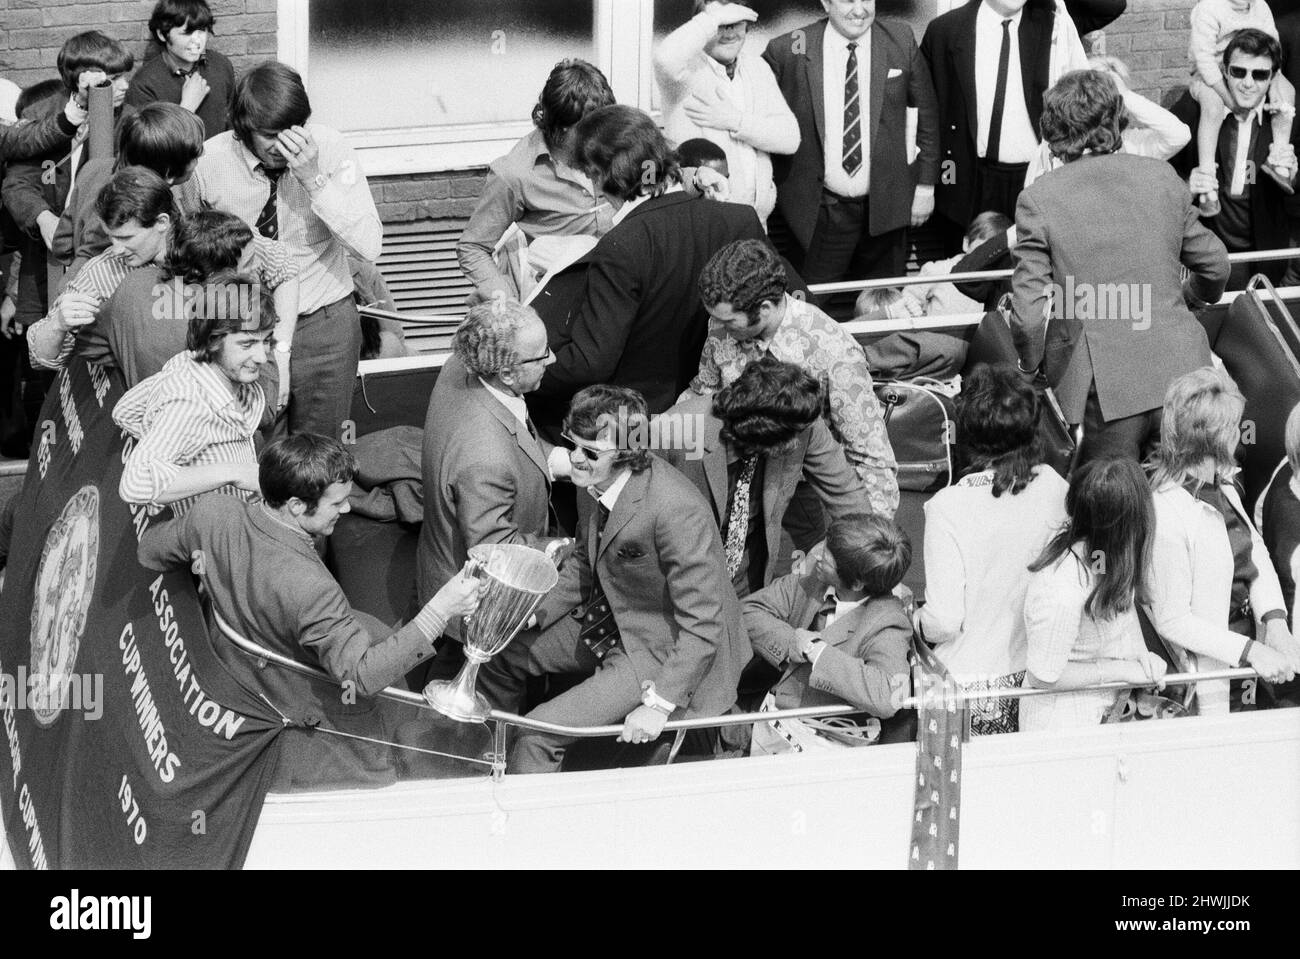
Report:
182,126,382,314
27,235,297,370
113,351,266,516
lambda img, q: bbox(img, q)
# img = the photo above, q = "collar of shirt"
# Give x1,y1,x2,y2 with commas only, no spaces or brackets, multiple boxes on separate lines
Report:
187,353,250,414
478,376,529,428
255,502,317,550
1230,103,1267,126
822,19,869,58
1289,470,1300,504
229,134,270,179
821,585,867,627
164,53,208,76
610,182,684,226
976,1,1024,34
590,467,633,512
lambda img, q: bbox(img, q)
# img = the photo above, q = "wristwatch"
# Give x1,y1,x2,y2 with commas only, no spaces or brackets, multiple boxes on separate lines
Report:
310,172,329,191
640,680,674,715
274,341,292,355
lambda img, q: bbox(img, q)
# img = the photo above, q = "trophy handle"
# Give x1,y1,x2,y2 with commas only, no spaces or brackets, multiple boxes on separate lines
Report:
543,537,575,569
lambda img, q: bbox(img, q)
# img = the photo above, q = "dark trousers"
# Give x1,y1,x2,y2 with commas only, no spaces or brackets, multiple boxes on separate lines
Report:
797,190,908,287
935,159,1030,256
1077,388,1163,469
477,615,644,775
285,294,363,440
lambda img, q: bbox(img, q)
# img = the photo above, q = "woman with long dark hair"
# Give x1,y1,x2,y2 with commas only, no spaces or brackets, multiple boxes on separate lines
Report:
1022,458,1167,731
916,363,1068,734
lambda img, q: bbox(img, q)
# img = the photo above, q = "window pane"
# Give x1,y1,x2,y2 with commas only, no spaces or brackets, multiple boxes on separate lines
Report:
308,0,598,133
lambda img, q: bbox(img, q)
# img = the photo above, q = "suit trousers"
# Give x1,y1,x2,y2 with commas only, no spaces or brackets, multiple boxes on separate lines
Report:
283,294,363,441
798,189,908,287
934,158,1031,256
1077,386,1163,469
478,615,644,775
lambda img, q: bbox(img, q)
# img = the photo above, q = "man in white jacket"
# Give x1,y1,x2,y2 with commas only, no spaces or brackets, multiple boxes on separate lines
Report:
654,0,799,225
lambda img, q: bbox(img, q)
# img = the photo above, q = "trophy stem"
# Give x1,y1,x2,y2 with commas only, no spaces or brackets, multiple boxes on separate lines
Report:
424,650,493,723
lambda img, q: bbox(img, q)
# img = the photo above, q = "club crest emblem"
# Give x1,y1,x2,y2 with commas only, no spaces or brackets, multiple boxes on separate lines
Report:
28,486,100,726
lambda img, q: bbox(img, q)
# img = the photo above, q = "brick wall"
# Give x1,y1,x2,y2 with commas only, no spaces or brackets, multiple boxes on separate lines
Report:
0,0,277,93
1092,0,1198,104
0,0,1207,228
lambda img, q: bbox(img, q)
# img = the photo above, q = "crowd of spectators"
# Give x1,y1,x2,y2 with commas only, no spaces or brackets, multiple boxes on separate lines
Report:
2,0,1300,785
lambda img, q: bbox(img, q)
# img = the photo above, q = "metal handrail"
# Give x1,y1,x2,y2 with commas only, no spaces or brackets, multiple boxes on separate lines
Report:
213,611,1258,740
809,247,1300,295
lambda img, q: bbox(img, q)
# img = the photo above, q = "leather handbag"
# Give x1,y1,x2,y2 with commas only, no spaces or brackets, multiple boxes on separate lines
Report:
873,376,958,492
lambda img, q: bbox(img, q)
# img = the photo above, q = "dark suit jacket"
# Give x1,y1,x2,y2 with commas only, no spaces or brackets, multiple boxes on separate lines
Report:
656,394,869,590
532,457,748,717
1168,91,1298,257
0,105,77,162
762,17,939,248
744,571,911,718
527,192,767,433
1010,152,1229,424
919,0,1056,226
1064,0,1126,34
417,353,553,607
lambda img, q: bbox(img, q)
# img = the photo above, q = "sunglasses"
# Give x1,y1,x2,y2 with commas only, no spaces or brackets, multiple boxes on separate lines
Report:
1226,66,1275,82
561,431,618,459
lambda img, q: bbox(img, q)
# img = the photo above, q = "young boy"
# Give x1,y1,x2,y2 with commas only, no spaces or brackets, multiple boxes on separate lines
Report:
1188,0,1296,214
742,514,914,754
126,0,237,138
677,136,732,201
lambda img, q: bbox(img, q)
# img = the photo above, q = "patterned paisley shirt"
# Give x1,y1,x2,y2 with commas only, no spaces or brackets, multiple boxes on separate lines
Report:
686,292,899,516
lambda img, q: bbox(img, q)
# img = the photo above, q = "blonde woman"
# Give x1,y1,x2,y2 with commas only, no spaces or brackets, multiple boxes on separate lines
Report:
1145,367,1300,715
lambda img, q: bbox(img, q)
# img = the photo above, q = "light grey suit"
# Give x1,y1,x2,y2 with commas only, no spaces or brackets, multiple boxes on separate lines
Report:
744,571,912,719
416,353,553,607
1010,152,1229,425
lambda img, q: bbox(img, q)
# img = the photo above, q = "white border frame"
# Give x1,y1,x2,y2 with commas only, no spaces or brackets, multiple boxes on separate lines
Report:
277,0,648,176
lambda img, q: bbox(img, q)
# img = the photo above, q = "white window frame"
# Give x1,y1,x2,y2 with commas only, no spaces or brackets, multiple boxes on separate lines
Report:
277,0,654,176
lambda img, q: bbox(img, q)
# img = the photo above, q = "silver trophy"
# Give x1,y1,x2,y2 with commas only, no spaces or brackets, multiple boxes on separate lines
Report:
423,542,561,722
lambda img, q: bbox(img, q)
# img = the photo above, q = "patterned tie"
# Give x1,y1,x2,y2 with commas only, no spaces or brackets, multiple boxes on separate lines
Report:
986,19,1012,163
578,503,621,659
255,166,285,239
842,41,863,177
724,455,758,580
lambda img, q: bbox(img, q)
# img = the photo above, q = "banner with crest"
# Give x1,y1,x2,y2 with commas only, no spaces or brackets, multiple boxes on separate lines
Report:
0,357,283,869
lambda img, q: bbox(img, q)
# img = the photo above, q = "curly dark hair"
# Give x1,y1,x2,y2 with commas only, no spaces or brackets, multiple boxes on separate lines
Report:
956,363,1044,497
574,105,680,202
1040,69,1124,163
713,356,823,456
697,239,787,320
532,59,615,152
260,433,357,512
564,384,653,472
164,210,254,283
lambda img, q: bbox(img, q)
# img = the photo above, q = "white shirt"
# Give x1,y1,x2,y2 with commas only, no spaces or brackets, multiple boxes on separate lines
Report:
592,468,633,513
478,376,529,429
1228,105,1266,197
916,466,1070,682
610,183,684,227
822,22,872,196
974,1,1037,163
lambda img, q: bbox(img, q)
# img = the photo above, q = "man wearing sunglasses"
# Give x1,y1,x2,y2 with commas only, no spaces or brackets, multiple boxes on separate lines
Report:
478,385,747,774
1171,28,1299,289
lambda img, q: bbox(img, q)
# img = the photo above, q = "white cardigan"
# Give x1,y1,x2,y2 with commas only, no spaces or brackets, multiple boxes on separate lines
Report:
1144,480,1285,714
653,10,799,223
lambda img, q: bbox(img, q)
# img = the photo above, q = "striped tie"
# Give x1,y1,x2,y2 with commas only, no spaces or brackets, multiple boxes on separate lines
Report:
255,166,284,239
842,41,863,177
